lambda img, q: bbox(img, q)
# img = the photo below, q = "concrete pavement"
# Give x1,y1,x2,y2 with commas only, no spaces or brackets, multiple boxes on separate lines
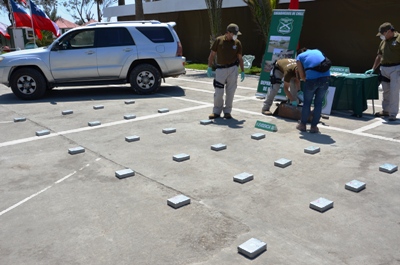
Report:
0,70,399,265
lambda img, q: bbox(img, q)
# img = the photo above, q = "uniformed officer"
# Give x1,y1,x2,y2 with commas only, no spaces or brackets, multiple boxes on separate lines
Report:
207,23,245,119
367,22,400,121
261,58,300,115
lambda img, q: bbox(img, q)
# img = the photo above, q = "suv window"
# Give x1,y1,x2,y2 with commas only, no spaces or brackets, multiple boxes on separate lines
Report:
96,28,135,47
136,27,174,43
59,29,95,49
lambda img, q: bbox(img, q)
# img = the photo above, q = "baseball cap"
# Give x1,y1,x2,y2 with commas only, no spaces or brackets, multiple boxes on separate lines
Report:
227,23,242,35
376,22,394,36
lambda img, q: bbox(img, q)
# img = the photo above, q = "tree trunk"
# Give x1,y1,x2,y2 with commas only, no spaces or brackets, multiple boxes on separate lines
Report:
97,2,102,22
135,0,144,20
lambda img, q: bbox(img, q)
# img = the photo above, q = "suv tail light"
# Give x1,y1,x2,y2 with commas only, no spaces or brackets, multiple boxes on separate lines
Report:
176,41,183,57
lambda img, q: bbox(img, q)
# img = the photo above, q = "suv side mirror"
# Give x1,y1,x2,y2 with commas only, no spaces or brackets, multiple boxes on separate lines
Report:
51,41,60,51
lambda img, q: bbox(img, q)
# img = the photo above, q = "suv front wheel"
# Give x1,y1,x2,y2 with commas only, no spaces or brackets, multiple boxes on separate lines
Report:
130,64,161,94
10,68,47,100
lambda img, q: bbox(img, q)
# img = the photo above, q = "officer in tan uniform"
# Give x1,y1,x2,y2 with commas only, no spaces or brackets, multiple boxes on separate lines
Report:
207,23,245,119
368,22,400,121
261,58,301,115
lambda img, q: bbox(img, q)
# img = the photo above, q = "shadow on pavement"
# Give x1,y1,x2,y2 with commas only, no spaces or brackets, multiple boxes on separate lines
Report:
213,117,246,129
0,85,185,105
330,110,377,122
299,131,336,144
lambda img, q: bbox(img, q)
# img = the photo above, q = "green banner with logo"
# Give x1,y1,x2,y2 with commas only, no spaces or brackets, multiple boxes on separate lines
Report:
256,9,305,97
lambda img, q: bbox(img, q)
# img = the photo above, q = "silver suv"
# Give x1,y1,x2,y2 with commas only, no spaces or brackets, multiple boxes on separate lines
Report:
0,21,186,100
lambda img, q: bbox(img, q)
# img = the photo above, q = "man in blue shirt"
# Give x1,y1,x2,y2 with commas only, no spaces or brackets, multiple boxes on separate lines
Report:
296,48,330,133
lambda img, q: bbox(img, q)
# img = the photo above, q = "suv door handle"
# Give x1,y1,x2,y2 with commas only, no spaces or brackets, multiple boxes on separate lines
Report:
85,50,95,55
123,48,132,52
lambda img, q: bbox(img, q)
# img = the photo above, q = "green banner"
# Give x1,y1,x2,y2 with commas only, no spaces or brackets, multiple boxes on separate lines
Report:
256,9,305,97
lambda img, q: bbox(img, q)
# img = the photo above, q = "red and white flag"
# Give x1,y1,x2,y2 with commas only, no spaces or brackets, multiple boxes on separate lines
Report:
0,22,11,39
18,0,27,7
30,0,60,37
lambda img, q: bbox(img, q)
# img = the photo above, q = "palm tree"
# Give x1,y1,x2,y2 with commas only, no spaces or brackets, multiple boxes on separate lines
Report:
243,0,274,45
95,0,103,22
205,0,223,48
117,0,144,21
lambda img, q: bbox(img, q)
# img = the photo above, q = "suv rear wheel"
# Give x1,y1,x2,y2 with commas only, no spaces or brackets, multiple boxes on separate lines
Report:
130,64,161,94
10,68,47,100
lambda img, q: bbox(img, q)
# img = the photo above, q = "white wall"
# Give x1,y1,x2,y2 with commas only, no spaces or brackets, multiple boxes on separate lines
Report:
104,0,246,18
103,0,315,19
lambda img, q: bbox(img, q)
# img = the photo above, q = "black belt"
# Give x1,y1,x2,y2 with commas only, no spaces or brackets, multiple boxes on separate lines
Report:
216,61,239,69
381,62,400,67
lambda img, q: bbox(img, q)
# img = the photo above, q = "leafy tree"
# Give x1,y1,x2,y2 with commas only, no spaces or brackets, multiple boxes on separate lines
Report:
0,0,12,23
62,0,116,24
243,0,274,45
35,29,54,46
270,0,276,9
62,0,94,24
205,0,223,48
36,0,59,16
95,0,115,22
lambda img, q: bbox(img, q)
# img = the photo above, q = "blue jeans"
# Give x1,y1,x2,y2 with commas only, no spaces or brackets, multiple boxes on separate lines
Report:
301,76,329,127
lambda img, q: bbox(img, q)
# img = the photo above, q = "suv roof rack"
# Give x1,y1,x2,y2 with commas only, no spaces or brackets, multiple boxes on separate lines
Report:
86,20,161,26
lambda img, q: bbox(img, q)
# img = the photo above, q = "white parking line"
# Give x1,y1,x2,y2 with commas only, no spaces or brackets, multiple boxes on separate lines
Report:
175,77,258,91
0,104,212,148
55,171,77,184
165,83,260,101
0,80,398,150
0,79,398,218
0,185,52,217
353,120,384,133
1,167,86,217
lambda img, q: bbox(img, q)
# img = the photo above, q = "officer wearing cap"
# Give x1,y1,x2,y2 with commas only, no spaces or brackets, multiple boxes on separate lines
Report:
207,23,245,119
367,22,400,121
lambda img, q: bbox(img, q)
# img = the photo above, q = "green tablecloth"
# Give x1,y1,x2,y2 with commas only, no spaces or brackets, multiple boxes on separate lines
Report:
329,73,379,117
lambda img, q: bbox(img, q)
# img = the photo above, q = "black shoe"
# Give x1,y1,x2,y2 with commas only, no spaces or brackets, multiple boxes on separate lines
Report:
224,113,233,119
375,111,389,117
209,113,221,119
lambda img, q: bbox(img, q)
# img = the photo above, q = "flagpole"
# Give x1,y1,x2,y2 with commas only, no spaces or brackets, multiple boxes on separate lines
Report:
27,0,37,46
8,0,16,28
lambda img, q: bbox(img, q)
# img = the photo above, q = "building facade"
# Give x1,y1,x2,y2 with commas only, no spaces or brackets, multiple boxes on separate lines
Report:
104,0,399,73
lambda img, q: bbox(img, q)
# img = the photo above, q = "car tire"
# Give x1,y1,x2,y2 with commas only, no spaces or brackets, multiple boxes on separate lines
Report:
130,64,161,94
10,68,47,100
